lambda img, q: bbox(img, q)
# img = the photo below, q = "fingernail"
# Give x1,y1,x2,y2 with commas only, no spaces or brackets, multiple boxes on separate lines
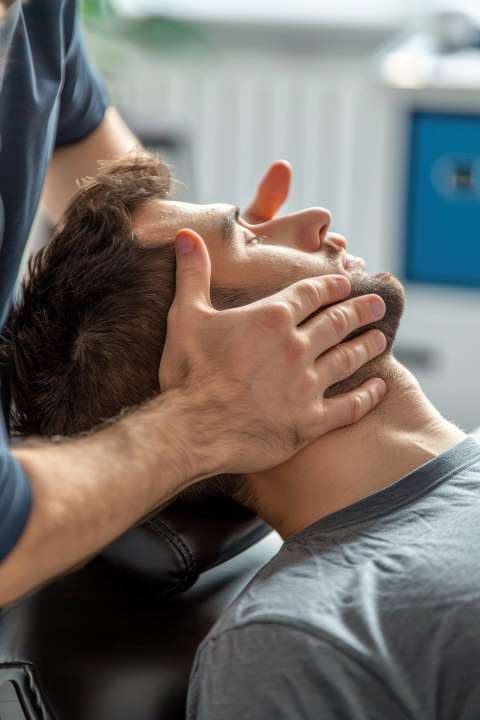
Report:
176,235,195,255
370,299,385,319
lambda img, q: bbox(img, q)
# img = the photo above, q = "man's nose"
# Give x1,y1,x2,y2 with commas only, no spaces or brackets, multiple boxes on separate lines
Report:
250,208,333,252
294,208,332,252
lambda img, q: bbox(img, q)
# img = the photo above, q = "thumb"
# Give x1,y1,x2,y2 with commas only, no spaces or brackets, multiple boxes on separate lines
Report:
174,228,213,310
244,160,292,223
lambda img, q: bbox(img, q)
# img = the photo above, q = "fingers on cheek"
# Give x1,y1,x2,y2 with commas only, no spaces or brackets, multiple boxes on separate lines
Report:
344,295,385,332
353,378,387,418
348,329,386,362
310,324,384,388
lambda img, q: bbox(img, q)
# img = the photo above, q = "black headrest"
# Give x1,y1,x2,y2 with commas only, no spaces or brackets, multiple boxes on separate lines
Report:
101,499,271,595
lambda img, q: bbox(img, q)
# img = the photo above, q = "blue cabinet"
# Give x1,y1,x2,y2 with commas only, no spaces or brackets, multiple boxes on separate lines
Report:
405,111,480,287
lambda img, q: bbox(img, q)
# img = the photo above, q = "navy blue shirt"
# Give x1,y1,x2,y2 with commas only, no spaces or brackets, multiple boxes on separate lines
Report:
0,0,109,561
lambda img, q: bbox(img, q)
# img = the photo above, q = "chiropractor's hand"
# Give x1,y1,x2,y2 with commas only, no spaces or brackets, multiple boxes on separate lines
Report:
243,160,292,224
160,229,387,477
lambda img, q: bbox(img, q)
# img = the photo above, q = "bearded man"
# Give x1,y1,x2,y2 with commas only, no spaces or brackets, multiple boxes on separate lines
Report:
2,154,477,719
0,0,387,605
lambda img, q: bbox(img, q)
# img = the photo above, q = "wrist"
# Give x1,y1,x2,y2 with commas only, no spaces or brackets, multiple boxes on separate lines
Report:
120,387,229,498
160,387,231,481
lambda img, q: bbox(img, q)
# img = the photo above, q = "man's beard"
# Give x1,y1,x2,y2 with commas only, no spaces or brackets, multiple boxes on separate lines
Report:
345,270,405,351
324,269,406,398
211,266,406,356
209,267,406,397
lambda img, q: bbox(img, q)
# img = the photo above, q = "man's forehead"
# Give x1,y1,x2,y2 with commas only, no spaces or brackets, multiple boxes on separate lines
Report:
133,199,228,246
134,199,192,245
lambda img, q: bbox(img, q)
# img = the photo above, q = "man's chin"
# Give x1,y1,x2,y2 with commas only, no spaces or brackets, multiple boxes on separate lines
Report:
345,270,405,352
322,270,405,401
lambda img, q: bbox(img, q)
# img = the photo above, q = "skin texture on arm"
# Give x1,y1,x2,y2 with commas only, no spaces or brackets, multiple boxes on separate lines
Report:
7,389,206,602
41,107,139,224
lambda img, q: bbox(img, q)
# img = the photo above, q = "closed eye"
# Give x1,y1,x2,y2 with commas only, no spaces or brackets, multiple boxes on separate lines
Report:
223,206,240,244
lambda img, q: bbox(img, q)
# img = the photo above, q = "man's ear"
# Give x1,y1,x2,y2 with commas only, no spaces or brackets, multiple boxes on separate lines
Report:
243,160,292,224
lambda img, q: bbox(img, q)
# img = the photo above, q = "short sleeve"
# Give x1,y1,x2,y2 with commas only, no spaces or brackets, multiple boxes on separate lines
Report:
55,1,110,146
0,419,32,563
187,622,411,720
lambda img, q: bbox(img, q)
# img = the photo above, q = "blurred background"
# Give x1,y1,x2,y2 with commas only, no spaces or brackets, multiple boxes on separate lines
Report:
45,0,480,427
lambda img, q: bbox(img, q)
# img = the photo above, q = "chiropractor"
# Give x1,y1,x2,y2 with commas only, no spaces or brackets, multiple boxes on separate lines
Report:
0,0,387,606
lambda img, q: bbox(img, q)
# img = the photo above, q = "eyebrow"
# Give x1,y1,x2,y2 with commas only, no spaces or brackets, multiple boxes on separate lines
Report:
223,206,240,244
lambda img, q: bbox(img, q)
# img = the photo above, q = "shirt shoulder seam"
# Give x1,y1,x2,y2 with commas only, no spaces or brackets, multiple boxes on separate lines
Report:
194,617,407,708
200,616,373,673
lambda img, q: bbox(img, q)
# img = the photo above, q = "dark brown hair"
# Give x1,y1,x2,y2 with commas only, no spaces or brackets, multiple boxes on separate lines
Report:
0,153,176,436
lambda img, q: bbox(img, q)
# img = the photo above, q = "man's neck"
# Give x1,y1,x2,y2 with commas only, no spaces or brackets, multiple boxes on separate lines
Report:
249,360,466,539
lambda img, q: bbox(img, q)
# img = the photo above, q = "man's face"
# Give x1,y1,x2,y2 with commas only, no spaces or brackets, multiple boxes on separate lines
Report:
135,199,405,352
134,196,405,506
136,200,354,289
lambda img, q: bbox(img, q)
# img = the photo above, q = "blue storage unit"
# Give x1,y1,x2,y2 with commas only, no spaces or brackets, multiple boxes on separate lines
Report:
405,111,480,287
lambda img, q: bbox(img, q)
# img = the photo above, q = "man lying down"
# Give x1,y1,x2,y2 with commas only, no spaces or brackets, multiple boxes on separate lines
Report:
2,153,480,719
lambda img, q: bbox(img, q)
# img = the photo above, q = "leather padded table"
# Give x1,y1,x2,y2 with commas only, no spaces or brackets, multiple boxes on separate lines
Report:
0,505,281,720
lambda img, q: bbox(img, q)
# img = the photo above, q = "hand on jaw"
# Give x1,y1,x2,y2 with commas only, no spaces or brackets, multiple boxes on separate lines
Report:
160,227,388,478
162,160,464,538
0,156,390,605
160,158,389,477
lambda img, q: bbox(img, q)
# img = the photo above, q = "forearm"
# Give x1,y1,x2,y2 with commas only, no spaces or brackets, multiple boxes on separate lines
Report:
42,107,140,223
0,389,216,606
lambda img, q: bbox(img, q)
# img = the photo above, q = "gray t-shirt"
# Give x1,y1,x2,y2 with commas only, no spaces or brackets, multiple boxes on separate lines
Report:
187,436,480,720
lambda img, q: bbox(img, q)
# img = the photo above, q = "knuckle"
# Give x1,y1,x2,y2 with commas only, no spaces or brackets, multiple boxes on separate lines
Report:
355,332,380,361
334,344,356,376
299,367,318,397
166,303,180,326
261,301,292,329
298,278,324,308
350,393,365,423
352,296,373,325
327,305,351,337
287,333,310,361
366,333,381,358
350,337,369,365
167,300,214,330
294,407,318,444
191,298,210,315
312,404,328,437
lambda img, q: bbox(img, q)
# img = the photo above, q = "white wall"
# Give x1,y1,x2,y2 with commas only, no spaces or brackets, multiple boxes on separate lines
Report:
83,21,480,430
